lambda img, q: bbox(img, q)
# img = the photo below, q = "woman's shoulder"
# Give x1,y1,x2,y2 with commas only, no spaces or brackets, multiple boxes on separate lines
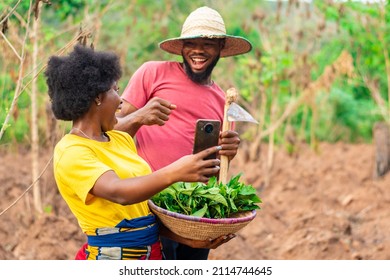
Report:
108,130,135,143
108,130,132,139
108,130,137,152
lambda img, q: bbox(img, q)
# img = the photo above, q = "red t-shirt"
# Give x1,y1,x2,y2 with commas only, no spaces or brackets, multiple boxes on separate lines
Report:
121,61,225,171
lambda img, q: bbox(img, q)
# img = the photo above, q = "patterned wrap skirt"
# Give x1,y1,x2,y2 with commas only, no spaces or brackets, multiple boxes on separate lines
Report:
77,214,162,260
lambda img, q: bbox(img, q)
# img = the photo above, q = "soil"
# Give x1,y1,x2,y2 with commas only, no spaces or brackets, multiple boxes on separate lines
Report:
1,141,389,260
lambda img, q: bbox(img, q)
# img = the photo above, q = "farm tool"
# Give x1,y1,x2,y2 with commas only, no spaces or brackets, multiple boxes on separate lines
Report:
219,87,258,184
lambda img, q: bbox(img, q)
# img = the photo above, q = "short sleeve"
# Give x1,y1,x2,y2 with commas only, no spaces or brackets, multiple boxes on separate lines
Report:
54,144,112,204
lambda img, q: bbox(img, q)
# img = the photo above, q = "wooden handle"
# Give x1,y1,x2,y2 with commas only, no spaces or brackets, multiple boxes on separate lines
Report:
219,88,238,185
219,106,231,185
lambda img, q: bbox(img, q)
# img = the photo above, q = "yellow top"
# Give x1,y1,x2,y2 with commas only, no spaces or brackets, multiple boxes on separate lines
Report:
53,130,152,235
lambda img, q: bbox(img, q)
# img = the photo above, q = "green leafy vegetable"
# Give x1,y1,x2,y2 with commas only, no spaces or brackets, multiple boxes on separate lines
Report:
151,174,262,218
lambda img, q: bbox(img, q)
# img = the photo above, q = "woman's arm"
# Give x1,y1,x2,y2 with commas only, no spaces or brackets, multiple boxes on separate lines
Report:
90,146,221,205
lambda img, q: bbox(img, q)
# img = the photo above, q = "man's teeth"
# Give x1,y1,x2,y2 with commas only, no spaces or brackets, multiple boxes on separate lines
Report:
192,58,206,62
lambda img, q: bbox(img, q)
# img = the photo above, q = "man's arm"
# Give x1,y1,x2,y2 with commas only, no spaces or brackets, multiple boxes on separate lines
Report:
115,100,142,137
115,97,176,137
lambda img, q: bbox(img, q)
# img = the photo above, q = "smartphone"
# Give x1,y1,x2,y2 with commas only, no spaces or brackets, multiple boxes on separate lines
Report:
192,119,221,160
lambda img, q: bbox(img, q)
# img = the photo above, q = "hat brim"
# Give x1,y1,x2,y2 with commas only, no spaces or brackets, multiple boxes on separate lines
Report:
159,35,252,57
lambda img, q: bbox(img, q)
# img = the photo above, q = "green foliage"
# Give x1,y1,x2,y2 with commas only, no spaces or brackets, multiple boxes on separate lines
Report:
0,0,30,12
151,175,261,219
44,0,86,20
324,87,380,142
2,113,30,143
315,1,390,117
0,74,12,111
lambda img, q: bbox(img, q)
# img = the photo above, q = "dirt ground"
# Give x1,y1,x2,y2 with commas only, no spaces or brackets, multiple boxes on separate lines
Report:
0,141,389,260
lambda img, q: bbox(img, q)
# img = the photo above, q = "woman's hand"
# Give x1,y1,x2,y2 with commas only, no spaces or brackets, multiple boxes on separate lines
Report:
163,146,222,184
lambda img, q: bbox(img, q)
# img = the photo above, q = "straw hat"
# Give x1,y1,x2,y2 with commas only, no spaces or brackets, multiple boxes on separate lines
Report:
159,6,252,57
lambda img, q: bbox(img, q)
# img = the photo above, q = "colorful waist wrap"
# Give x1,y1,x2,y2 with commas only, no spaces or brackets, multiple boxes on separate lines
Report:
87,214,159,248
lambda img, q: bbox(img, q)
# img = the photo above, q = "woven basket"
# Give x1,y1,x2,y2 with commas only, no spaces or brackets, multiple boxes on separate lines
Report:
148,200,257,241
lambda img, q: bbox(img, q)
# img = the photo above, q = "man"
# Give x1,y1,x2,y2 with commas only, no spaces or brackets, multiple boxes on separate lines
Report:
116,6,252,260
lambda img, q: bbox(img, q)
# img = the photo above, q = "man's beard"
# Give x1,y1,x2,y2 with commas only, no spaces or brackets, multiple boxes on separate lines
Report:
182,55,220,85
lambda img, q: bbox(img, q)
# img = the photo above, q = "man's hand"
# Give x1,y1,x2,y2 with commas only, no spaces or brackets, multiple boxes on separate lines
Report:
180,234,236,249
115,97,175,136
219,130,240,161
134,97,176,126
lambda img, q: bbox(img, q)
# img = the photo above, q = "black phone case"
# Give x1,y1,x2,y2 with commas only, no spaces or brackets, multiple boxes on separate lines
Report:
192,119,221,160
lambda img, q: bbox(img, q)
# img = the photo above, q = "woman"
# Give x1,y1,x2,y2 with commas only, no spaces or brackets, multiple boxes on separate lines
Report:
45,45,229,260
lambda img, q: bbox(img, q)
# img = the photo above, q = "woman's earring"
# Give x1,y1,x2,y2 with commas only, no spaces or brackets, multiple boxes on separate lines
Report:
96,101,101,106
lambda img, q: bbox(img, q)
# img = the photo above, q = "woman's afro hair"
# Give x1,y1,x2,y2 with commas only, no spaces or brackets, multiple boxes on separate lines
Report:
44,44,122,121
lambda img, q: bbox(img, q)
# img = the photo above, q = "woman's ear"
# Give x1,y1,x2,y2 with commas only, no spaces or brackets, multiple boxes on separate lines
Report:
95,97,101,106
95,93,104,106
